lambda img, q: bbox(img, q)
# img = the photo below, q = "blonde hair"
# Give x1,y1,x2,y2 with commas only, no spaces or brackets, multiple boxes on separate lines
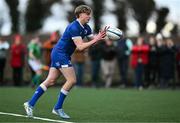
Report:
74,5,92,18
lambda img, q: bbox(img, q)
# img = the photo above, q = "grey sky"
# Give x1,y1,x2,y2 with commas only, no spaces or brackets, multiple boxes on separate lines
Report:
155,0,180,24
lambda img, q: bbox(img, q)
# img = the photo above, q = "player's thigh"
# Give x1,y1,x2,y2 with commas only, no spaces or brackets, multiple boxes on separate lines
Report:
43,67,60,85
60,67,76,83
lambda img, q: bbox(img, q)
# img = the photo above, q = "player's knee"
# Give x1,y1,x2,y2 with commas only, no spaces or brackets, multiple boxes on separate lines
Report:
50,79,56,85
45,78,56,86
69,78,76,85
49,81,55,86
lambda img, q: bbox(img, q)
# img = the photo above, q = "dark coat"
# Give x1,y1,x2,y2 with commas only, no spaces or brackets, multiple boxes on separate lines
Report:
101,42,116,61
157,45,176,79
88,43,103,61
148,45,158,67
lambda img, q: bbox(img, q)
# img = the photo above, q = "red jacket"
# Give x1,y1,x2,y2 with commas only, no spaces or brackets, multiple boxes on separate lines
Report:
131,44,149,68
10,44,26,68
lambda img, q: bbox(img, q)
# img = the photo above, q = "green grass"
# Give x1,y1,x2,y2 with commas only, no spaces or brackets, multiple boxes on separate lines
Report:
0,87,180,122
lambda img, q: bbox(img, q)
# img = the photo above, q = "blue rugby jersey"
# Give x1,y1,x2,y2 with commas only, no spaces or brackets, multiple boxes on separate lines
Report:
53,19,92,56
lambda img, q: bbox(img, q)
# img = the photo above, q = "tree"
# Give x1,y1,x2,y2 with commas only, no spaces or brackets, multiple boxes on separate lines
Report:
114,0,127,32
43,0,60,17
128,0,155,34
5,0,19,33
156,7,169,34
92,0,104,33
170,24,178,36
25,0,44,32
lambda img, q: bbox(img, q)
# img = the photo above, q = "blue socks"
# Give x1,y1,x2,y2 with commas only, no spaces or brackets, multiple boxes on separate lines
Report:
28,84,47,107
28,85,68,110
54,89,69,110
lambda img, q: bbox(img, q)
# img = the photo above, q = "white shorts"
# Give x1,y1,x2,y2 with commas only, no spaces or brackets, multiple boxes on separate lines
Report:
28,59,42,71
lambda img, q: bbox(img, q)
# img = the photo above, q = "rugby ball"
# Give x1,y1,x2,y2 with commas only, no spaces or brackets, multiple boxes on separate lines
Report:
106,27,123,40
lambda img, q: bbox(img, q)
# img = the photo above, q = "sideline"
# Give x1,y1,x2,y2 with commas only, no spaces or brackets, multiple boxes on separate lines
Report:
0,111,74,123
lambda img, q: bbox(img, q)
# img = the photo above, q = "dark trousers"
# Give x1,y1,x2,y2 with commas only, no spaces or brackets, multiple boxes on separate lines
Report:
144,65,157,87
118,57,129,86
177,66,180,83
0,58,6,84
134,63,144,87
13,67,23,86
74,63,84,86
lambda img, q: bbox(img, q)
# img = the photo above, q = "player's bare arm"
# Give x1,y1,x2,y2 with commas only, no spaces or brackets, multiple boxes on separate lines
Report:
73,30,106,51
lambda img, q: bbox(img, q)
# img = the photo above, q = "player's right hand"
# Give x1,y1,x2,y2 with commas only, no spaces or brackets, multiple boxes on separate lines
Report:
94,29,107,42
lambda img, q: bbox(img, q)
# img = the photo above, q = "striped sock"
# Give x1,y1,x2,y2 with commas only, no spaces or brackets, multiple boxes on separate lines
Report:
54,89,69,110
28,84,47,107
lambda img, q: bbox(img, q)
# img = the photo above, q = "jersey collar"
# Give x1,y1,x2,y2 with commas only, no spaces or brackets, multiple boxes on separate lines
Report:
76,19,85,29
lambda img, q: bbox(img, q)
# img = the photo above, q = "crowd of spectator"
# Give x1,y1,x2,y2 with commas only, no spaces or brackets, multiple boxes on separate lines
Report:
0,33,180,89
75,34,180,89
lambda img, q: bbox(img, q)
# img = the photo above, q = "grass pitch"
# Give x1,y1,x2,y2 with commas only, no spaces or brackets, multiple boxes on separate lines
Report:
0,87,180,122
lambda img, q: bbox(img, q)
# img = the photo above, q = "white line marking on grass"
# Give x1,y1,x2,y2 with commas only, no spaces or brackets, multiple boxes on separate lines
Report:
0,111,74,123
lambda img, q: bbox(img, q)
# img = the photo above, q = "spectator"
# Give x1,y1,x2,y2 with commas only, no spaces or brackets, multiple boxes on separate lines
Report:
10,34,26,86
101,39,116,88
157,38,176,88
88,43,103,87
116,38,133,87
72,49,86,86
0,37,10,85
144,35,158,88
156,34,165,84
28,36,43,87
43,32,58,66
131,36,149,90
176,46,180,86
